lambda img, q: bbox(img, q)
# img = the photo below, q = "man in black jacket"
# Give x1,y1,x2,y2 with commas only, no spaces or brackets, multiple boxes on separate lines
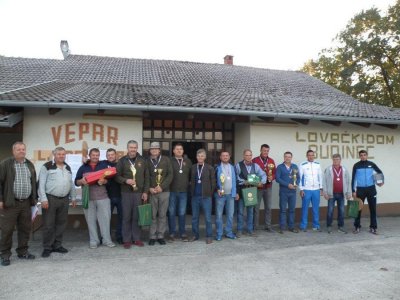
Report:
0,142,37,266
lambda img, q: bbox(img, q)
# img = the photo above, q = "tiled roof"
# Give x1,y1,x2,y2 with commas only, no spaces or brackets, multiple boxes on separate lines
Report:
0,55,399,122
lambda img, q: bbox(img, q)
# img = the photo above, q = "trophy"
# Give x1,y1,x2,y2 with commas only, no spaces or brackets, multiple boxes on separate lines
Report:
220,174,225,195
292,168,298,187
130,165,138,191
267,163,275,182
156,169,163,187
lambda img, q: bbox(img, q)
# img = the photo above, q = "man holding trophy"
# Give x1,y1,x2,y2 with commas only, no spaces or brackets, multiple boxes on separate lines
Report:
351,150,384,235
235,149,266,237
147,142,173,245
253,144,276,231
275,151,300,234
115,140,149,249
215,151,238,241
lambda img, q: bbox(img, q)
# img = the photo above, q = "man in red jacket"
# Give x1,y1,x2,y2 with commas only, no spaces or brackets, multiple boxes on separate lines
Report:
252,144,276,231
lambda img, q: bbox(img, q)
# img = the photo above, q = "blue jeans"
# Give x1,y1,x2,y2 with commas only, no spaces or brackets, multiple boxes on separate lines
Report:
110,196,122,240
234,198,254,233
300,190,320,229
168,192,188,237
191,196,213,238
279,191,296,230
327,193,345,227
215,194,235,238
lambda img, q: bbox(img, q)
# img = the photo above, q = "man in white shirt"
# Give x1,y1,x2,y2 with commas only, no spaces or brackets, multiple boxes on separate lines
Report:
298,150,323,232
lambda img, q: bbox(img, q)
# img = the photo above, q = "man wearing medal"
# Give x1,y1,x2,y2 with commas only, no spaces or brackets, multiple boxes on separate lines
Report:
322,154,351,234
189,149,215,244
168,143,192,242
115,140,149,249
146,142,173,246
275,151,300,234
298,150,323,232
215,151,238,241
252,144,276,231
235,149,267,237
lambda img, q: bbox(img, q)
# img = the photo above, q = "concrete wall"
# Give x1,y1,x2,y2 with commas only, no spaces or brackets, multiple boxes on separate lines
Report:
250,120,399,208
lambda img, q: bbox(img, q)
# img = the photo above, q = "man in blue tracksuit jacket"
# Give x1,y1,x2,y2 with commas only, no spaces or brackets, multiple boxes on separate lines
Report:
275,151,300,233
352,150,384,234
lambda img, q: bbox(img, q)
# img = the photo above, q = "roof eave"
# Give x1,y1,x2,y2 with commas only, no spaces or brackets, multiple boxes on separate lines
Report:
0,100,399,125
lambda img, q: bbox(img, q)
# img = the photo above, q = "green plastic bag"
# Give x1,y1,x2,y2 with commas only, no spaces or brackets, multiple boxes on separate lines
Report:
242,187,258,207
247,174,260,185
347,199,359,218
82,185,90,209
138,203,152,226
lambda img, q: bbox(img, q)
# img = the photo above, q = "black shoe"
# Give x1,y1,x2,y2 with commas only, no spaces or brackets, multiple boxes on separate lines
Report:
42,250,52,258
52,246,68,254
17,252,35,260
157,238,166,245
1,257,10,266
148,239,156,246
116,237,123,245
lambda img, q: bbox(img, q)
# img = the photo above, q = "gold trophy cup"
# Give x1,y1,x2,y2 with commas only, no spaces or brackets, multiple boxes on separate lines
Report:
220,174,225,195
292,168,298,187
156,169,163,187
267,163,275,177
130,165,138,191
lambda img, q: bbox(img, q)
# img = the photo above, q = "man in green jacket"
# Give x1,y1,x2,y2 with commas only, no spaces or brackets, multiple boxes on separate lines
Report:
0,142,37,266
147,142,173,246
115,140,150,249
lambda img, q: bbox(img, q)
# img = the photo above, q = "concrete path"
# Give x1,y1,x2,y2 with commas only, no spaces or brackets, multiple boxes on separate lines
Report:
1,217,399,300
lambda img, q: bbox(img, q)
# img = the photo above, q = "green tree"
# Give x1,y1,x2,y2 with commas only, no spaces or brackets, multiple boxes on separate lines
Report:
301,1,400,107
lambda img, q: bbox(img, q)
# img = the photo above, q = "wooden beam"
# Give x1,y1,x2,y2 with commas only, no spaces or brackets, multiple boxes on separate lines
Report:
350,122,371,128
257,116,275,122
48,108,62,115
321,120,341,127
375,123,398,129
290,118,309,125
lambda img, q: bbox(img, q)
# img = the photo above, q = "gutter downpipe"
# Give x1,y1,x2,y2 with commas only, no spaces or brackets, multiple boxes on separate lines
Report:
0,100,399,125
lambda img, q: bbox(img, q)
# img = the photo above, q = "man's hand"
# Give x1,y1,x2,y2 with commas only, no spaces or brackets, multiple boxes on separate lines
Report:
300,190,305,198
323,193,329,200
257,182,263,188
235,194,240,201
98,178,107,185
267,175,273,182
0,202,3,210
71,200,77,208
155,186,163,193
126,179,135,186
142,193,148,203
217,190,223,197
41,201,49,210
149,188,157,195
79,177,88,186
377,183,384,187
288,183,295,190
352,192,357,198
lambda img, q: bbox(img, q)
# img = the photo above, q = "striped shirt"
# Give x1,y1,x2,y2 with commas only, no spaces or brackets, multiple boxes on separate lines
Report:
13,160,32,200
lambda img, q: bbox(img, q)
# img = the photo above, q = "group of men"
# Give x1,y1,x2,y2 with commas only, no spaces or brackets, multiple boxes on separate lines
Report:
0,141,384,267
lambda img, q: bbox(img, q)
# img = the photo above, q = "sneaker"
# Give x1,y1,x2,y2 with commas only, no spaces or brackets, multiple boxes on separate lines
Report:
52,246,68,253
278,229,284,234
289,228,299,233
236,231,242,238
41,250,52,258
133,240,144,247
148,239,156,246
248,231,257,237
17,252,35,259
123,242,132,249
116,237,123,245
338,227,348,234
206,238,213,244
265,227,275,233
300,228,307,232
167,235,175,243
215,236,222,241
312,227,321,232
327,227,332,234
353,227,360,234
369,228,378,235
225,233,237,239
89,244,98,249
105,243,116,248
181,235,189,242
1,257,10,266
157,238,166,245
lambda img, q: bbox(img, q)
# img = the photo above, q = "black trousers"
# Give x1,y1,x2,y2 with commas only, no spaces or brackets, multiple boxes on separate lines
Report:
354,186,377,229
0,199,31,259
42,194,69,250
